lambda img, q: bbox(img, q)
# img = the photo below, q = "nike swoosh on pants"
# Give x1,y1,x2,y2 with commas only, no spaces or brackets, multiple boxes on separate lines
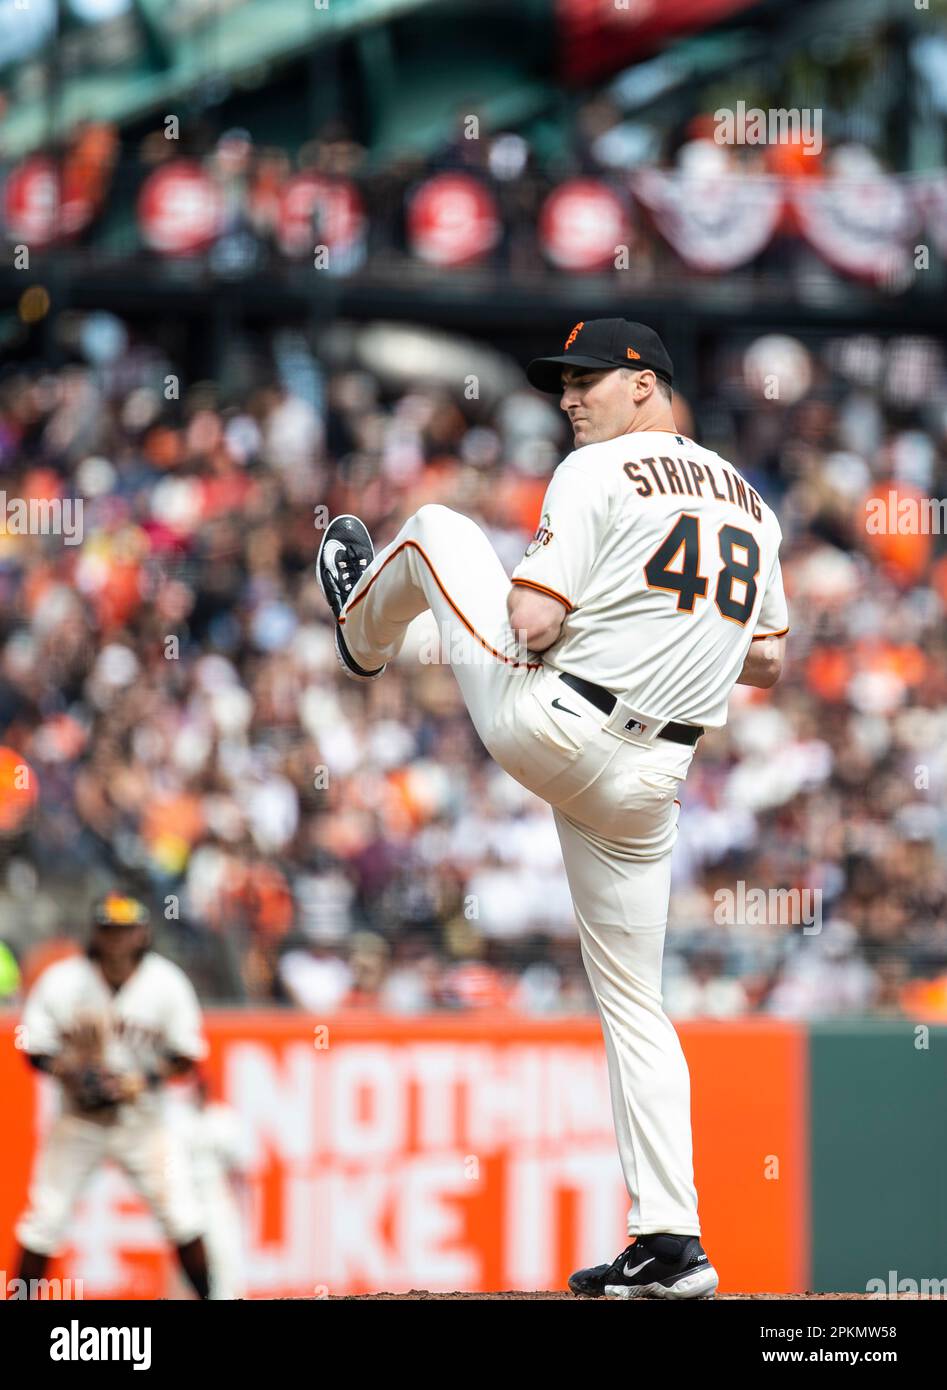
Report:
551,698,579,717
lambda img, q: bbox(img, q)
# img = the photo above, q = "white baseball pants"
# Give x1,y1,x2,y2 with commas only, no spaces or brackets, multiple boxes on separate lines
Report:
17,1109,205,1255
338,504,702,1237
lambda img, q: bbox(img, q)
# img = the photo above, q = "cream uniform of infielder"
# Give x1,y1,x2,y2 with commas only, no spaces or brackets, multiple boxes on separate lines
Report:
15,893,212,1299
317,319,788,1300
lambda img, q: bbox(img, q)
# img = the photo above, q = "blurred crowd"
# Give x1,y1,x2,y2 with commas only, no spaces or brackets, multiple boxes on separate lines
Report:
0,318,945,1020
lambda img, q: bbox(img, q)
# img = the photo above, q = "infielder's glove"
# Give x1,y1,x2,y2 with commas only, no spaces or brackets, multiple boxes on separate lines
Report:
72,1065,123,1113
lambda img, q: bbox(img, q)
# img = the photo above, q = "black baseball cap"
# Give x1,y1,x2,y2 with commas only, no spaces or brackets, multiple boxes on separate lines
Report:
527,318,674,395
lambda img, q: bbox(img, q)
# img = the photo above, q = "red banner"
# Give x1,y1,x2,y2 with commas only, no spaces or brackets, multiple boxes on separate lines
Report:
539,179,630,271
138,162,223,257
2,156,98,248
277,173,366,272
556,0,759,83
407,173,501,268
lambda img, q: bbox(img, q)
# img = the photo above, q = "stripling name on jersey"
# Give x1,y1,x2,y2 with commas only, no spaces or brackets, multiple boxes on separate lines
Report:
511,431,789,728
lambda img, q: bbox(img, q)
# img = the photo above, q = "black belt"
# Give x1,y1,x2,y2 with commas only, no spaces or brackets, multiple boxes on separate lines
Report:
558,672,704,747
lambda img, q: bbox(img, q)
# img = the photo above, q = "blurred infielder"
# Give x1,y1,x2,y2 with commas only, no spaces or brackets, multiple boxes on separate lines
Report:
15,893,211,1299
317,319,788,1299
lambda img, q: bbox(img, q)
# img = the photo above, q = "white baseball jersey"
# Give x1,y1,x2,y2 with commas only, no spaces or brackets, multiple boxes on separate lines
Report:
21,951,207,1119
511,430,789,727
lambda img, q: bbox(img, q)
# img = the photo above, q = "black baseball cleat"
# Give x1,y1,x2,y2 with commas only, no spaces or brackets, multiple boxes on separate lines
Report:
569,1234,718,1300
317,514,386,682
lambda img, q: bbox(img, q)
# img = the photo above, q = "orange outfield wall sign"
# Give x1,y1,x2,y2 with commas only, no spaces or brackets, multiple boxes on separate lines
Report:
0,1013,808,1297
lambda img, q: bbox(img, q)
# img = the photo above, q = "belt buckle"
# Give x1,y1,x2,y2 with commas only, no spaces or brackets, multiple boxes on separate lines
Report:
602,700,665,747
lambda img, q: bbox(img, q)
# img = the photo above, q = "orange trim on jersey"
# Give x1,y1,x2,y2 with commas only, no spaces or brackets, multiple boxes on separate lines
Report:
509,578,574,612
340,540,544,669
751,627,789,641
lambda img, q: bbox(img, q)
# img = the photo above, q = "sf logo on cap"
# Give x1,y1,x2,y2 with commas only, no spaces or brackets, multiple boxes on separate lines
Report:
564,321,584,350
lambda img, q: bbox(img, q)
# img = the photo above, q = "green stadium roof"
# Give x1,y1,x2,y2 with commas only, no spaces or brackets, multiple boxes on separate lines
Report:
0,0,444,157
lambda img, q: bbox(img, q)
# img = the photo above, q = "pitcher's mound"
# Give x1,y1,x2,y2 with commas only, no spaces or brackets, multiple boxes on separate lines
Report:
325,1291,905,1301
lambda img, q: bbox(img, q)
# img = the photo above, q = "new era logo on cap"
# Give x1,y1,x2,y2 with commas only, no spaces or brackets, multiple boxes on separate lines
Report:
527,318,674,395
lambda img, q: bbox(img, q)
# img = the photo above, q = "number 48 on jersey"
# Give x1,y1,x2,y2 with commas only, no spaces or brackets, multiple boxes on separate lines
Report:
644,515,760,626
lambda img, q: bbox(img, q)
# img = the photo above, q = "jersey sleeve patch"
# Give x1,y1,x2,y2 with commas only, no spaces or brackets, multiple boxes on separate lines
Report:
524,511,554,557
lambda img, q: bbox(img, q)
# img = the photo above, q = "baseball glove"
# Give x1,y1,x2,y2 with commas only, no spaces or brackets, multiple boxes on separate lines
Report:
72,1065,123,1113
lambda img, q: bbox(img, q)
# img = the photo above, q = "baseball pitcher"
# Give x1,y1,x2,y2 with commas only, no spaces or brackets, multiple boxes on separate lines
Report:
317,318,788,1299
15,893,212,1299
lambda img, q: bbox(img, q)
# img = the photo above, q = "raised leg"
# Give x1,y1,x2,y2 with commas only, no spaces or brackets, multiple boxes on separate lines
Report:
339,504,540,753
